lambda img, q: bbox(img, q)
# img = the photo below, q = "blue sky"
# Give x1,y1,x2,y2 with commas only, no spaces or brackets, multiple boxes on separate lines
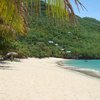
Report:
70,0,100,21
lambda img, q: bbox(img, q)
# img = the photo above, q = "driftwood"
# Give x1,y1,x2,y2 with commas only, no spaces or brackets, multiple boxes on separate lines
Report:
3,52,18,61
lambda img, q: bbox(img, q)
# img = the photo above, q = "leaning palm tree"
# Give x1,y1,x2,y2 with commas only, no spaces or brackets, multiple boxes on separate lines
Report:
0,0,84,37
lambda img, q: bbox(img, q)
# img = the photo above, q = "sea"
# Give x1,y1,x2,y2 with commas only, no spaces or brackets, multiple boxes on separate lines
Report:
64,60,100,78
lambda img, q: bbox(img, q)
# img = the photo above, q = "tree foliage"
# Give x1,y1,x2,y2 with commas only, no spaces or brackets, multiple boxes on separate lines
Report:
6,15,100,59
1,0,96,59
0,0,27,37
0,0,83,37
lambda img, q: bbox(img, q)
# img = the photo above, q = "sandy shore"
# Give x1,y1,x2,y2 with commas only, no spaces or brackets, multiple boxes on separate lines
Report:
57,61,100,78
0,58,100,100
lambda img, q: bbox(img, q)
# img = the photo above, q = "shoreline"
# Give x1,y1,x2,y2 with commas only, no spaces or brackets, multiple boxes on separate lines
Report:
57,60,100,79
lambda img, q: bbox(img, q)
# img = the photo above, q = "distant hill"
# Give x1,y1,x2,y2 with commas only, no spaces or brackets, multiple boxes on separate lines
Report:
11,15,99,59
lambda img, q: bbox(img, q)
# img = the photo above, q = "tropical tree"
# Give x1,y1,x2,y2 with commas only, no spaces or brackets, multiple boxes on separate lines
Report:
0,0,27,37
0,0,84,37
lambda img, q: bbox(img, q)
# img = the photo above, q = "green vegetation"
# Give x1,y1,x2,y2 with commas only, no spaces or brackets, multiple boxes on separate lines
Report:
1,15,100,59
0,1,100,59
0,0,82,38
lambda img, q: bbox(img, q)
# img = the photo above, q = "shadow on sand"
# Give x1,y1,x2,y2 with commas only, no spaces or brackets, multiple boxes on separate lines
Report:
0,58,21,70
0,60,11,70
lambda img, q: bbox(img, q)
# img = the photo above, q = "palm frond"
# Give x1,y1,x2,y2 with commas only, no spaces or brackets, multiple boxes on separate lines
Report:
0,0,84,37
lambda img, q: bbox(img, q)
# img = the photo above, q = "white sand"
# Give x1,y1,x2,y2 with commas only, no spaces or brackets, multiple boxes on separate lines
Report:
0,57,100,100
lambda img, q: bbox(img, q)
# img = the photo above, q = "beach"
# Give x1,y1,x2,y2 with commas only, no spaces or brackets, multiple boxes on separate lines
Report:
0,58,100,100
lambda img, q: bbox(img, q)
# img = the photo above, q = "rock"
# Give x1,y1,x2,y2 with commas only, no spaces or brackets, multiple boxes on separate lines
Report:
3,52,18,61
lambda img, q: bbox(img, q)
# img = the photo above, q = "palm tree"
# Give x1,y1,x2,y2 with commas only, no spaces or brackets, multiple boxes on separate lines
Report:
0,0,27,37
0,0,84,37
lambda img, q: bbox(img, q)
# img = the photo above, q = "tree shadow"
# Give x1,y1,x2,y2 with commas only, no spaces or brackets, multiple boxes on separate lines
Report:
0,65,12,70
0,59,12,70
0,60,9,64
0,58,21,70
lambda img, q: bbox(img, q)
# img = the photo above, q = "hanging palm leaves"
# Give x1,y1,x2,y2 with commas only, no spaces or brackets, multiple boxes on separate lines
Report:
28,0,85,20
0,0,84,37
0,0,27,38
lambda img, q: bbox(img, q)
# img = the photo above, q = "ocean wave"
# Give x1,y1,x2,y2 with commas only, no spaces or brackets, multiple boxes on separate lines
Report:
63,64,100,78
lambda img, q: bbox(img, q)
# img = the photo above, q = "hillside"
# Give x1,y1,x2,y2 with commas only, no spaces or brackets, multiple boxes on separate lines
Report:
8,15,99,59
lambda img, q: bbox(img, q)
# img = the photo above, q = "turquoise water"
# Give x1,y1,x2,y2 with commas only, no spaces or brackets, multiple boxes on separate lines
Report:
65,60,100,72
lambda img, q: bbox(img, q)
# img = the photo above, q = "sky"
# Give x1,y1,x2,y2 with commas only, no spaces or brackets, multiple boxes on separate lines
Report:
70,0,100,21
